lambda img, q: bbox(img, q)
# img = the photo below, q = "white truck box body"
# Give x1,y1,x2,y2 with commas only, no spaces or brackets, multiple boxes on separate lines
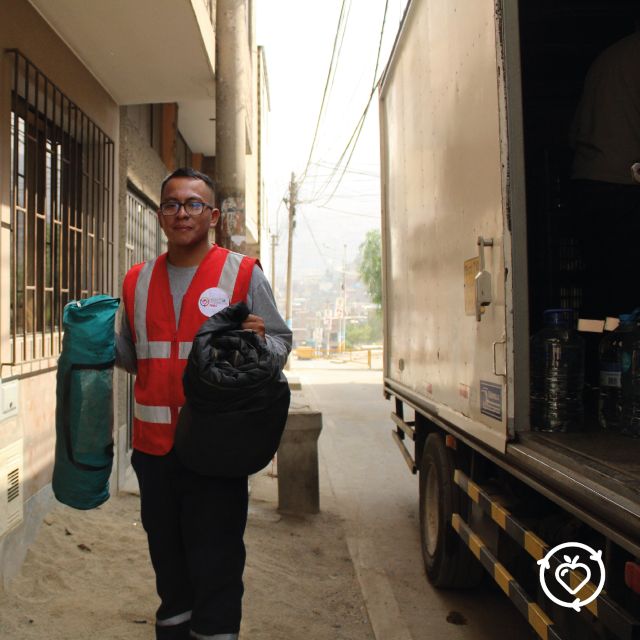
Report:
379,0,521,453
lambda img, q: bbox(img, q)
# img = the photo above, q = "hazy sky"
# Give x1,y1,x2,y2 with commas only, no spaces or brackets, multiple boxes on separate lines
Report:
256,0,408,294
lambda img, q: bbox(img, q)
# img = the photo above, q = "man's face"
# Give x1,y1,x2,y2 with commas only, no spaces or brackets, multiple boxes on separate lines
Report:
158,177,220,249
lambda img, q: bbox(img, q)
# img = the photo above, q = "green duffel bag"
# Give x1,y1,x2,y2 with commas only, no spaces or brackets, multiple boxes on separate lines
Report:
52,295,120,510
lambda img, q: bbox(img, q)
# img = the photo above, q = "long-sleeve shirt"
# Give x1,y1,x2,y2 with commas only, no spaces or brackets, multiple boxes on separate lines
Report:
115,262,291,374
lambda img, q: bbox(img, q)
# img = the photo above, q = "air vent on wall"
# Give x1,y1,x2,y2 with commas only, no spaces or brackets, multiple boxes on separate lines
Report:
0,440,23,536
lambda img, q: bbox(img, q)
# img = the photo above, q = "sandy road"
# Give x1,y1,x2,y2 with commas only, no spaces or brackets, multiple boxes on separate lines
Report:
293,357,532,640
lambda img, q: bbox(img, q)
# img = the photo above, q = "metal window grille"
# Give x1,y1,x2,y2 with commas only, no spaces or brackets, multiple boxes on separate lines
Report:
8,50,115,364
125,188,166,269
125,187,166,448
176,131,192,170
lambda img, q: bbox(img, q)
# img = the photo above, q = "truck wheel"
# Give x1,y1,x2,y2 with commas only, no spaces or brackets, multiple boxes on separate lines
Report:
419,433,483,588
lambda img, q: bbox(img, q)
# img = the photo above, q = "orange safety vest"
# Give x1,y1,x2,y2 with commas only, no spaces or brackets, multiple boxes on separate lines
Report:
122,245,257,455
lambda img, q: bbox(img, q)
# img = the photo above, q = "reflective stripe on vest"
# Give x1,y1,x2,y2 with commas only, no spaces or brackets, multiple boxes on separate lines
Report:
133,258,156,347
134,401,172,424
218,251,243,294
136,341,172,360
179,342,193,359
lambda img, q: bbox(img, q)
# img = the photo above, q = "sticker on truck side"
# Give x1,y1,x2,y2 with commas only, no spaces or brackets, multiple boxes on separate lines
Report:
480,381,502,421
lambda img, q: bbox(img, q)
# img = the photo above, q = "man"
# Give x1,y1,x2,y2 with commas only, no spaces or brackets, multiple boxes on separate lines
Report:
116,167,291,640
570,27,640,318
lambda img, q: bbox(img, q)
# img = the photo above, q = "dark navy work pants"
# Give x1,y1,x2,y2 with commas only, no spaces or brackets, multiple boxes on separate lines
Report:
132,448,248,639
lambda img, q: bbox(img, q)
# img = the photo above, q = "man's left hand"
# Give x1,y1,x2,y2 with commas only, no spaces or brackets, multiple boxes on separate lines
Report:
242,314,266,339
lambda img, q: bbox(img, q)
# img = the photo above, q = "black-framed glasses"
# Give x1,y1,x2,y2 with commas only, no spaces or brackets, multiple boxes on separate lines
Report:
159,200,214,216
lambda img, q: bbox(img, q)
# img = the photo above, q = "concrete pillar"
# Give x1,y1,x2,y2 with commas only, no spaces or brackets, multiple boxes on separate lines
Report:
160,103,177,171
215,0,247,252
277,389,323,515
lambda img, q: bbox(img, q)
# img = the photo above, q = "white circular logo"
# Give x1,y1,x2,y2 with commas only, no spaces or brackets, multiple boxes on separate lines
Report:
537,542,605,611
198,287,230,317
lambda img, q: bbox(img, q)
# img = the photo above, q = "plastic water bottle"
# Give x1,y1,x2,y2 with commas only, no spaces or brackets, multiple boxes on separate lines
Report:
620,320,640,437
598,315,634,430
530,309,585,432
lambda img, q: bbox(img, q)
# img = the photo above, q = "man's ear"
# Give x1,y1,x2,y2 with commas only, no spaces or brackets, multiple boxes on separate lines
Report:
210,208,221,227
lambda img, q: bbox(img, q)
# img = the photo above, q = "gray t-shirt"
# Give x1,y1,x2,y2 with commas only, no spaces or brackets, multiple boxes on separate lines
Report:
167,262,198,322
116,261,291,373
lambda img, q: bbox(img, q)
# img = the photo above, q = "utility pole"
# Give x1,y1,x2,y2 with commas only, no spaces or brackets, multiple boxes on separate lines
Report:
216,0,247,250
341,244,347,352
270,234,278,294
284,172,298,368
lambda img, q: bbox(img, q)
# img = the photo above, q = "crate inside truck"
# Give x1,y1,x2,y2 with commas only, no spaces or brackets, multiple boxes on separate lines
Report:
379,1,640,638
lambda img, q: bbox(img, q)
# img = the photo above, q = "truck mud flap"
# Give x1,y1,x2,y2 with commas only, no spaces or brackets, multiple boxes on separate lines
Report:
454,470,640,640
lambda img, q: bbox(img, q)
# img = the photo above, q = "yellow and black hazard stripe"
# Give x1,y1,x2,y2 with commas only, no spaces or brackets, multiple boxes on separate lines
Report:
454,469,640,640
452,514,564,640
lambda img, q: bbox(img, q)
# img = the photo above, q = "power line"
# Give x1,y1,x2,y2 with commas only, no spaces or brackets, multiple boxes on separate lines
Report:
320,192,380,198
299,0,351,184
310,160,378,178
300,176,376,186
300,210,332,269
317,205,379,218
272,192,285,235
310,0,390,206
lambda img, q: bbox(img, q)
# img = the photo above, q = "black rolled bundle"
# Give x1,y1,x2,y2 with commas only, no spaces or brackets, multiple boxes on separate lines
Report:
175,302,290,477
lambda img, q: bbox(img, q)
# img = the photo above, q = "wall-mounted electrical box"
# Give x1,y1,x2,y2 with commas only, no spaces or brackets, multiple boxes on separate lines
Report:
1,381,18,420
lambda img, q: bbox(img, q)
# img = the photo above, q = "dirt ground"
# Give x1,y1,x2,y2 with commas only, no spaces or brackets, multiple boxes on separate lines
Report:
0,467,373,640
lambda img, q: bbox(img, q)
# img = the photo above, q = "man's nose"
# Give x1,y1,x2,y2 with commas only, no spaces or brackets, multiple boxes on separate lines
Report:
175,204,190,218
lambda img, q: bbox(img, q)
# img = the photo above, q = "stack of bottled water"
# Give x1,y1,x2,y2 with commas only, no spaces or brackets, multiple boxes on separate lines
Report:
598,314,634,430
531,306,640,437
596,310,640,437
620,312,640,437
530,309,585,432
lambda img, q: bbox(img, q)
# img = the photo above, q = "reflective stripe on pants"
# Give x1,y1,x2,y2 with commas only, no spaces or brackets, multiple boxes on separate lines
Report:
157,611,192,627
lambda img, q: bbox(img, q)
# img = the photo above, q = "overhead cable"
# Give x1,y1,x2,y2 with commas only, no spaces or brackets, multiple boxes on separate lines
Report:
299,0,351,185
310,0,390,206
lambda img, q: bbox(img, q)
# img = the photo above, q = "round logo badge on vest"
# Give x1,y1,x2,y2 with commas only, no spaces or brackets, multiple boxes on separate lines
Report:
198,287,230,317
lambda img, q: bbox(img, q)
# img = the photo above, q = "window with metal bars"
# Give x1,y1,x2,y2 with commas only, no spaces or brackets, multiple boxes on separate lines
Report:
125,187,166,269
176,130,193,170
125,187,166,449
8,51,115,364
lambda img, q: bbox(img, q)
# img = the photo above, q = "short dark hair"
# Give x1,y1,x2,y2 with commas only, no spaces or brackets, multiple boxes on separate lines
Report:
160,167,216,201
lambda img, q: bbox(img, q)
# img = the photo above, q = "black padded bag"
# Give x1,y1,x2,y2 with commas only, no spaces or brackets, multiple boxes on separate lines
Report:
175,302,290,477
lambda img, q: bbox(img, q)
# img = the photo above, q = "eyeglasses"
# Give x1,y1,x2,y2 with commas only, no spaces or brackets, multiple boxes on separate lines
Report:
159,200,214,216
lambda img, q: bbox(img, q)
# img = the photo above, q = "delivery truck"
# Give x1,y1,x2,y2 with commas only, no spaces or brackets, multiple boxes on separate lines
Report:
379,1,640,638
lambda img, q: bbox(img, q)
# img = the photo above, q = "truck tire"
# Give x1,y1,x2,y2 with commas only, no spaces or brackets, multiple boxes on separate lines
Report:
418,433,483,588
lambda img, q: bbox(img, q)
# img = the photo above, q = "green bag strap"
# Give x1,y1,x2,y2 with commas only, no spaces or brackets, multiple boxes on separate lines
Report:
62,361,115,472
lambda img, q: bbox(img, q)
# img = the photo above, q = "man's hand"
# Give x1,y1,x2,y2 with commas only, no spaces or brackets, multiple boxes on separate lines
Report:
242,314,266,339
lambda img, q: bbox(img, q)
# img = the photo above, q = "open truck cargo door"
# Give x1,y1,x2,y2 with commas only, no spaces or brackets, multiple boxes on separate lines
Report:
380,0,521,454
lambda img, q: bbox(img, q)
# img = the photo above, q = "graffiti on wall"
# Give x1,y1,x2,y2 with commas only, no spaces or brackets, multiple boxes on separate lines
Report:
220,196,246,253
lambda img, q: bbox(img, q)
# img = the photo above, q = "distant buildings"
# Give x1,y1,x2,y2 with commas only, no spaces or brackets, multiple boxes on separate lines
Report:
288,266,377,352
